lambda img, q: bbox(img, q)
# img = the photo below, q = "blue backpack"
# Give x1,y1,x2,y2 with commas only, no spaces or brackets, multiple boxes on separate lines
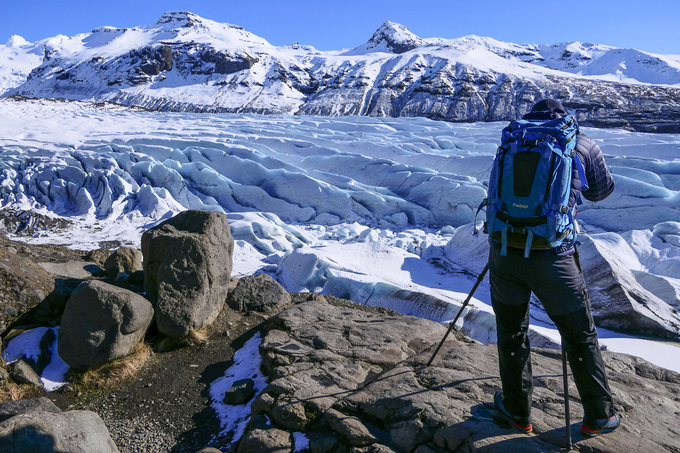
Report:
477,114,587,257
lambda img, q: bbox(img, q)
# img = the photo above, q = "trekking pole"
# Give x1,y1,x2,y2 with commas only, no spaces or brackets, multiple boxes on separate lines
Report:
562,343,573,450
427,262,489,367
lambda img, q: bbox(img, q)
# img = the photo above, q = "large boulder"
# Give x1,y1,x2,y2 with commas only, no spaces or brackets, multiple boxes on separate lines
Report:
227,274,291,312
0,410,119,453
0,247,54,335
141,210,233,338
104,247,143,277
58,280,154,369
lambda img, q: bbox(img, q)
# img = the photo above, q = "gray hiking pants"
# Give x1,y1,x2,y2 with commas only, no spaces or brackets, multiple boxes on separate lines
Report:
489,245,612,424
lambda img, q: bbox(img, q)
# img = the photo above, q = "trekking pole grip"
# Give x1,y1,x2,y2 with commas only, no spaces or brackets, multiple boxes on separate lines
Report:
426,262,490,367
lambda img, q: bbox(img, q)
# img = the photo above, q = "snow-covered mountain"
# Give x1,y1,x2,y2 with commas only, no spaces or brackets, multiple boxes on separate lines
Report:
2,11,680,132
0,35,44,94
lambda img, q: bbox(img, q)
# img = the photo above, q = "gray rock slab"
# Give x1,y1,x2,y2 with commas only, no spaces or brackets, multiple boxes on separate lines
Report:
142,210,233,338
58,280,154,369
0,409,119,453
236,427,291,453
38,261,101,279
249,298,680,452
0,397,61,423
325,408,375,447
270,398,307,431
251,392,275,415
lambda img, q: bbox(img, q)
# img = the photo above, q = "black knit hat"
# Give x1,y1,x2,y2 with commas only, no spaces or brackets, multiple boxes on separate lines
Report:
524,99,568,120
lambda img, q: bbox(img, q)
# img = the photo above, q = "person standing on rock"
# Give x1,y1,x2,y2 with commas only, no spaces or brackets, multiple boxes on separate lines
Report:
483,99,620,436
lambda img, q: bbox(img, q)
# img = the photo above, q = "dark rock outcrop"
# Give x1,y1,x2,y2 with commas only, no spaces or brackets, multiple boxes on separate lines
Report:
141,210,233,338
223,379,256,405
227,274,291,312
137,45,173,76
0,247,54,335
128,270,145,288
188,48,257,75
58,280,154,369
0,209,72,237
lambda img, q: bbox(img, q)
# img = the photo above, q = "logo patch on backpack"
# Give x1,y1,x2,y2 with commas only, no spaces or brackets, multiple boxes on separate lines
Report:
477,114,585,257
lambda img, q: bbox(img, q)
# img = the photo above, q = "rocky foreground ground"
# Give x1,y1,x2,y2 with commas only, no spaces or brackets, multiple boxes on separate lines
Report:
1,219,680,452
243,297,680,453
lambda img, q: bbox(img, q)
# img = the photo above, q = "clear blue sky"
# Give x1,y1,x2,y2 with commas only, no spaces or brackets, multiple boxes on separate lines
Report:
1,0,678,54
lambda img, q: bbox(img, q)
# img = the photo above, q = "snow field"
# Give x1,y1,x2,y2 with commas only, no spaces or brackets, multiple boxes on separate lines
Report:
209,332,267,448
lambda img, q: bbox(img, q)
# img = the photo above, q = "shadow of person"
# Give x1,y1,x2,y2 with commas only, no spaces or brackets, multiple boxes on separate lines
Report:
537,423,581,451
442,403,576,452
0,426,62,452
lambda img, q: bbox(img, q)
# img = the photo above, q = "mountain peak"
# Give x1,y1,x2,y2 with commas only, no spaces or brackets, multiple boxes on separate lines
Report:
6,35,30,47
156,11,205,28
364,20,423,54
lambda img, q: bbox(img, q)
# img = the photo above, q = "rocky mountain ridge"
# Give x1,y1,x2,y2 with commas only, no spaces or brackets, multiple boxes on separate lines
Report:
2,11,680,132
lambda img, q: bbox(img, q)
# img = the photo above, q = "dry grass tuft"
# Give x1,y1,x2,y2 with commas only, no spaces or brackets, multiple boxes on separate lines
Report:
0,356,43,402
75,342,153,390
185,328,209,345
0,381,41,403
153,328,209,353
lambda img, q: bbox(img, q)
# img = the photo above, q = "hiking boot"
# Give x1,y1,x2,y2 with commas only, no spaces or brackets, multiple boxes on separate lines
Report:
494,391,533,433
581,413,621,437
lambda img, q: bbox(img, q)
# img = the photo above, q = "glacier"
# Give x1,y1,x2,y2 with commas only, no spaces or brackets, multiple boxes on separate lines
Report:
1,97,680,372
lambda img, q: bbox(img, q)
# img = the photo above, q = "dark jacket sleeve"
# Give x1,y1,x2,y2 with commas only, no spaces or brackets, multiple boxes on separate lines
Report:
575,134,615,202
